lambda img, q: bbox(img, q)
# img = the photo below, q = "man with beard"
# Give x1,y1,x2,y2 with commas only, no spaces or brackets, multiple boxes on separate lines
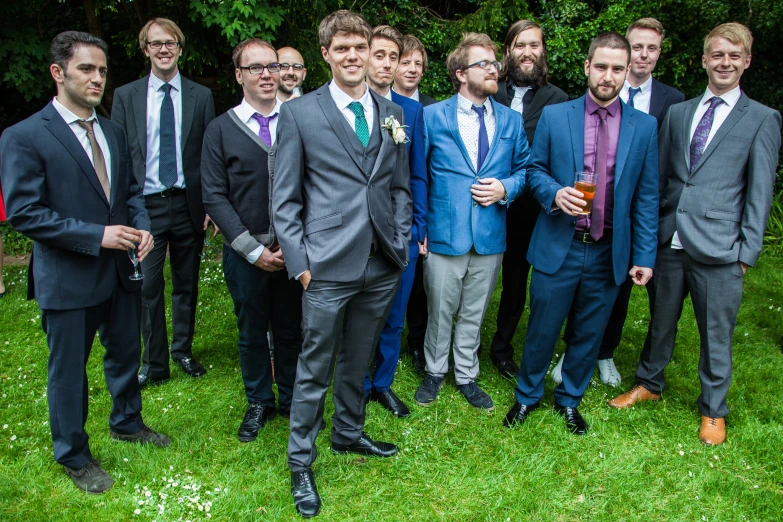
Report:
414,33,528,411
277,47,307,101
504,32,658,435
489,20,569,379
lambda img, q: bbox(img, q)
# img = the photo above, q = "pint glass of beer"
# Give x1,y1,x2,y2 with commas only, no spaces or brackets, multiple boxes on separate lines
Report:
574,172,596,215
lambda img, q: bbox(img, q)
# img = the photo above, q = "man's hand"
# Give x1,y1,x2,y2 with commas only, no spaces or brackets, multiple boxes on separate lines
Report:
629,266,653,286
253,247,285,272
102,225,142,251
419,236,428,255
299,270,312,290
471,178,506,206
136,230,154,262
203,215,220,237
740,262,749,274
555,186,587,216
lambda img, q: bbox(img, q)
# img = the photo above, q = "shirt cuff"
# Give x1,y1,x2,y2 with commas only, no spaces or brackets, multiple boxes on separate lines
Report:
246,244,265,264
295,271,307,280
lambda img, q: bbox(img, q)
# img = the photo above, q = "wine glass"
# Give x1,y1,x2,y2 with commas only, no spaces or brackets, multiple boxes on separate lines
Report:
127,242,144,281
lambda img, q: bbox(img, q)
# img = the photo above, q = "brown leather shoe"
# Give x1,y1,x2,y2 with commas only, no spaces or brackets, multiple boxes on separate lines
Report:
608,384,661,409
699,416,726,445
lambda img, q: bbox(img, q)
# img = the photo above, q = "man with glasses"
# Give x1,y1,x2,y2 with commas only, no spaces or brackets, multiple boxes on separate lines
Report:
276,47,307,101
112,18,215,390
414,33,528,411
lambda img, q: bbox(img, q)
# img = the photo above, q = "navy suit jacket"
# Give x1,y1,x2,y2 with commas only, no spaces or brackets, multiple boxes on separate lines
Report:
0,102,150,310
526,95,659,285
391,90,428,244
649,78,685,128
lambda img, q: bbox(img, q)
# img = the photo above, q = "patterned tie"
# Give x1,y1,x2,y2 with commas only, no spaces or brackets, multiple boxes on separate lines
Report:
472,104,489,171
689,97,725,172
590,108,608,241
251,113,278,147
76,119,111,203
348,101,369,147
627,87,641,109
158,83,177,188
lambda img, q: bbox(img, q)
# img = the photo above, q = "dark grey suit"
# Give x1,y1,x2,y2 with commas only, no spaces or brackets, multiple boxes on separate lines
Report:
635,91,781,417
273,83,411,471
112,75,215,378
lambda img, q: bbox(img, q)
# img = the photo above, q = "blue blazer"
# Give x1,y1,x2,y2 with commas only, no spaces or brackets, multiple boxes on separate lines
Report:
526,95,659,285
391,90,428,244
423,95,529,256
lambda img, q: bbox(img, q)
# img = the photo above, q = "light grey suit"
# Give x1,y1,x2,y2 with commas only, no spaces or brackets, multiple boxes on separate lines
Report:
636,91,781,417
272,83,411,471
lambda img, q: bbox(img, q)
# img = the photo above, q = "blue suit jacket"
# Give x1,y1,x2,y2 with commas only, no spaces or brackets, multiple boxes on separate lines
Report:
526,95,659,285
424,95,529,256
391,90,428,244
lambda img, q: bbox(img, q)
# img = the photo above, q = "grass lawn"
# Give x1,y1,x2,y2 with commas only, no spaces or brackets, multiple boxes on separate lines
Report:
0,253,781,521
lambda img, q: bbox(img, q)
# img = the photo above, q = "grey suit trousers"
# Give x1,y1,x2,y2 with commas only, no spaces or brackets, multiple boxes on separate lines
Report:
287,254,401,471
636,245,744,418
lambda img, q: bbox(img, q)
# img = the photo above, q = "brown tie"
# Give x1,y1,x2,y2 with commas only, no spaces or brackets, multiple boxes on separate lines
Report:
76,119,111,203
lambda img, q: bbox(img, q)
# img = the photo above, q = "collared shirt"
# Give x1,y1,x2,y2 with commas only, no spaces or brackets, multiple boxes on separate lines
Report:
381,89,393,101
231,97,282,264
577,94,622,232
456,93,496,171
671,84,743,249
510,85,533,114
620,75,653,114
145,71,184,195
328,80,374,137
52,97,112,187
392,87,420,102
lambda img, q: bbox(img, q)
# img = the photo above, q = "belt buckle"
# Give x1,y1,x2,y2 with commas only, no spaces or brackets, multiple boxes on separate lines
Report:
160,189,169,198
581,233,590,243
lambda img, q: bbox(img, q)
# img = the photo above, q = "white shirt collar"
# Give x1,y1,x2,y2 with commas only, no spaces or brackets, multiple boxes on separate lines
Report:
235,97,282,123
52,97,97,124
149,71,182,92
701,84,742,108
329,80,372,111
457,93,493,116
624,74,653,94
382,89,393,101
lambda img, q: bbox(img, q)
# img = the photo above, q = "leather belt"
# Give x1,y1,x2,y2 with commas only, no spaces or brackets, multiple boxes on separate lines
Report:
148,187,186,198
573,231,612,243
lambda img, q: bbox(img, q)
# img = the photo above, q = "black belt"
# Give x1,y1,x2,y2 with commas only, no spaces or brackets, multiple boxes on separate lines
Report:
573,230,612,243
147,187,186,198
369,244,378,258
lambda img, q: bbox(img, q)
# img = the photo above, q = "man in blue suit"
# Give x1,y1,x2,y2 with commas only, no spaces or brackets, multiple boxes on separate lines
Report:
0,31,170,493
363,25,427,417
414,33,529,411
504,32,659,435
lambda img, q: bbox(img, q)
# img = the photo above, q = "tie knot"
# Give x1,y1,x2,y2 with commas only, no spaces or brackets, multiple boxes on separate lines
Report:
76,119,95,133
628,87,641,99
252,112,278,126
472,104,485,119
348,101,365,119
596,107,608,122
160,83,172,94
708,96,725,109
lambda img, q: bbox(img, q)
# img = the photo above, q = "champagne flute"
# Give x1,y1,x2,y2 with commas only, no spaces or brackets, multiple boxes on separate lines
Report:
128,242,144,281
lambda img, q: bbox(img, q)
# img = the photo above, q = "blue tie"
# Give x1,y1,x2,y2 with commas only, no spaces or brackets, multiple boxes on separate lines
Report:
472,104,489,171
627,87,641,109
159,83,177,188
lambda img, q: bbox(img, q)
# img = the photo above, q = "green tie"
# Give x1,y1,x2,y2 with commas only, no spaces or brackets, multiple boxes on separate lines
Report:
348,101,369,147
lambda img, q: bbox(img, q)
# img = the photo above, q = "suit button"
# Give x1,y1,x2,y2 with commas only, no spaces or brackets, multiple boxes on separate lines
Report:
474,202,478,207
685,182,692,187
678,208,686,213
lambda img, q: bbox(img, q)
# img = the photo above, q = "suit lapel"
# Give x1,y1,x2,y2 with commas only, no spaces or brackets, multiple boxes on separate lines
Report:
567,99,585,176
691,94,749,175
180,78,195,155
681,98,700,172
368,92,390,180
648,80,664,122
615,105,636,186
132,77,148,159
98,115,120,207
481,98,505,171
445,96,476,174
316,85,365,173
523,85,552,121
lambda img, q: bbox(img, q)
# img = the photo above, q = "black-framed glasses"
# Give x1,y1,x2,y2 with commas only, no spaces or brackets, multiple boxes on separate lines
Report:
280,63,306,71
464,60,503,72
238,63,281,75
148,41,180,51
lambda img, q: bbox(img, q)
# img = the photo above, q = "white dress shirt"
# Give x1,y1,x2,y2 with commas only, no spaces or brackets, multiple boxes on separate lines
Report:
382,89,393,101
231,97,283,263
328,80,374,137
620,75,653,114
510,85,532,114
145,71,184,195
671,85,743,249
52,97,111,187
456,93,496,171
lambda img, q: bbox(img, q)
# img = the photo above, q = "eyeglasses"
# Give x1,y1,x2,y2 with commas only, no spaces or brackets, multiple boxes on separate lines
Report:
238,63,282,75
279,63,306,72
464,60,503,72
148,41,180,51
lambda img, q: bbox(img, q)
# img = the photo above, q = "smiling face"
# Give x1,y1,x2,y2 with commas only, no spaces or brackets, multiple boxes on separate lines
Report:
51,44,107,115
322,32,370,92
585,46,629,105
506,27,546,87
394,50,424,93
143,23,182,81
456,46,499,101
277,47,306,95
702,36,750,95
367,37,399,93
235,44,279,111
627,28,662,84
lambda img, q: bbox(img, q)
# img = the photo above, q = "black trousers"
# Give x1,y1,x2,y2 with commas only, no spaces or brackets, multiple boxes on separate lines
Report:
42,278,144,469
140,191,204,378
405,253,428,353
222,246,302,410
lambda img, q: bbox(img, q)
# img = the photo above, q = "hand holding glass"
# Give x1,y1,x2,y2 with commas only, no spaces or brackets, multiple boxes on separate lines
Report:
128,242,144,281
574,172,596,215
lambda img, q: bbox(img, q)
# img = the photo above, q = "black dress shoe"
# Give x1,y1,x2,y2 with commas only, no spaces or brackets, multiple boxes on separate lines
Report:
331,432,399,457
137,373,169,389
238,404,277,442
64,460,114,494
111,424,171,447
291,468,321,518
495,359,518,380
554,404,589,435
174,357,207,377
411,349,426,375
503,401,539,428
370,388,410,418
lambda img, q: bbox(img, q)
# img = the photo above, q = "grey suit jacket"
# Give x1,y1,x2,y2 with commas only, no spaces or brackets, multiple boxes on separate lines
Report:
272,83,412,282
111,74,215,230
658,92,781,266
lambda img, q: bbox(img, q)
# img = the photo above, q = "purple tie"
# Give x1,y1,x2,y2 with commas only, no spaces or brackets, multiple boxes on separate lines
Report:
689,97,724,172
251,112,278,147
590,108,608,241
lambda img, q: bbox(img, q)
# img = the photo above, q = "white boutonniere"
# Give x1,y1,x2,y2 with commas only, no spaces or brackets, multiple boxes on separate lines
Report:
382,115,409,145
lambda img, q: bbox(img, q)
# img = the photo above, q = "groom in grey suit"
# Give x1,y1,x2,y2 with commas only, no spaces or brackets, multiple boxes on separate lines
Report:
610,23,781,446
272,10,411,518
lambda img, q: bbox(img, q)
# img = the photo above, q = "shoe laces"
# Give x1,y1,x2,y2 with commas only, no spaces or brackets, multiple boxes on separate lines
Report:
708,417,718,427
297,470,313,487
